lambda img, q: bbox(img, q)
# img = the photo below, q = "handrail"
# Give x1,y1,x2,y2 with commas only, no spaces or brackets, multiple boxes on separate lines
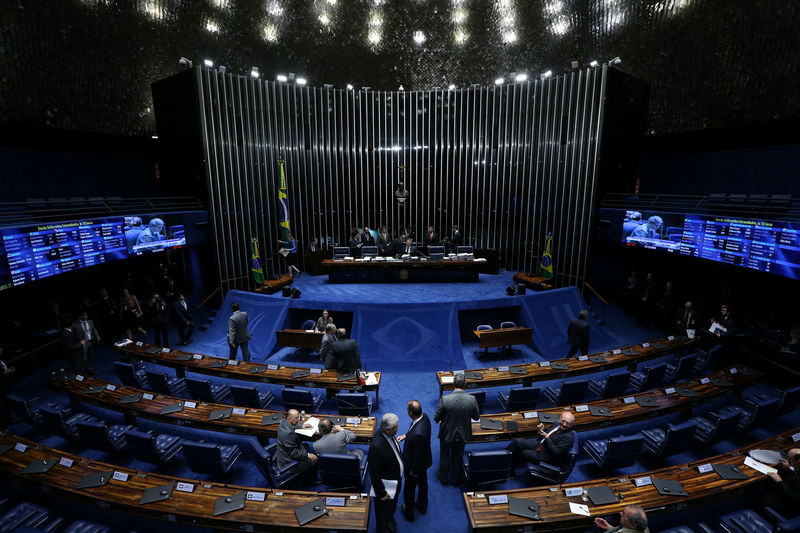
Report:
583,281,608,305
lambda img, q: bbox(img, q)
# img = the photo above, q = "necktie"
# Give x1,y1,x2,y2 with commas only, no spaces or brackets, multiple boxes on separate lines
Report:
82,321,90,340
536,429,557,452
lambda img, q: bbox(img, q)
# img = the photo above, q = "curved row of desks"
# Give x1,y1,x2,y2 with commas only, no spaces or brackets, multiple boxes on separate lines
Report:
114,341,382,406
437,335,696,394
464,426,800,531
0,432,370,532
50,373,376,444
468,364,760,442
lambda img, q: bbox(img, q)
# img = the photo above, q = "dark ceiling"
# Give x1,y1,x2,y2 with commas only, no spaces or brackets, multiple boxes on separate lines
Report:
1,0,798,137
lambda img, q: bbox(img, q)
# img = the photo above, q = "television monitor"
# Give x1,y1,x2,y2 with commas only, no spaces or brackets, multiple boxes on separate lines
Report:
621,210,684,253
125,214,186,255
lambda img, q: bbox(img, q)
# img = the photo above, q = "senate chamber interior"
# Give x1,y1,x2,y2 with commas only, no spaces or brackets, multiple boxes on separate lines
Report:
0,1,799,532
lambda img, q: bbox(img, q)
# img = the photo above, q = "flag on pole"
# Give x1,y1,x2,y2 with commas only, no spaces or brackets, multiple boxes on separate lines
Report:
251,237,264,283
539,233,554,280
278,159,291,242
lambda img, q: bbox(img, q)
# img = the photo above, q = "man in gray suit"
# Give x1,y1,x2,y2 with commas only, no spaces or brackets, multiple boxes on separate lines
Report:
275,409,319,484
319,323,338,368
434,373,480,485
313,417,364,459
227,302,252,362
71,310,101,372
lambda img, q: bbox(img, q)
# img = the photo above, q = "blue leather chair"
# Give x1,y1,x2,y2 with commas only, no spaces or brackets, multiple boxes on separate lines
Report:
7,394,45,425
693,345,723,373
466,390,487,413
588,372,631,399
664,354,698,382
497,387,540,412
248,439,303,488
526,434,579,484
583,433,644,470
630,362,667,391
0,502,50,531
641,420,698,457
123,428,182,466
335,392,373,416
543,379,589,405
362,246,378,258
718,509,774,533
463,450,512,488
283,388,324,413
689,408,743,445
301,319,315,330
317,452,369,490
144,370,187,396
658,526,713,533
499,321,522,355
185,377,231,403
39,405,96,440
182,440,242,476
75,420,134,453
64,520,112,533
746,385,800,415
113,361,148,388
230,385,276,409
474,324,494,356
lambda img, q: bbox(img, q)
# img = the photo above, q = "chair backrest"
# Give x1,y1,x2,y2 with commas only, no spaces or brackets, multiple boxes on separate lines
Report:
466,390,486,413
708,409,743,441
283,388,314,411
500,321,517,329
336,392,369,415
230,385,261,408
182,440,224,474
560,435,580,480
362,246,378,257
125,429,164,463
476,324,493,331
7,394,39,425
144,370,172,395
428,246,445,254
507,387,540,410
185,377,213,402
558,380,589,404
301,319,315,330
603,372,631,398
457,245,474,254
749,397,781,425
779,385,800,414
695,345,723,372
113,361,144,388
39,406,72,437
601,434,644,468
672,354,698,380
333,246,349,259
465,450,512,486
659,420,698,456
640,363,667,389
318,453,363,489
76,420,116,451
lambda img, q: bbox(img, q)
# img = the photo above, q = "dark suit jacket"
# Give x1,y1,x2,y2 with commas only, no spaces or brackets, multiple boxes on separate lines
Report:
377,232,391,254
320,332,338,368
537,424,575,467
71,319,100,347
567,318,590,348
388,237,404,256
173,300,193,323
330,338,361,373
401,244,419,256
362,234,376,246
369,430,403,499
450,231,462,248
274,419,309,468
149,300,170,326
677,309,697,330
403,414,432,475
424,232,439,246
434,390,480,443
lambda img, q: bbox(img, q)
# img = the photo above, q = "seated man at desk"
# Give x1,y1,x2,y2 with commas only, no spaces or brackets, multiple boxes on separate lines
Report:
506,412,575,474
400,237,419,257
275,409,319,484
762,447,800,516
313,417,364,459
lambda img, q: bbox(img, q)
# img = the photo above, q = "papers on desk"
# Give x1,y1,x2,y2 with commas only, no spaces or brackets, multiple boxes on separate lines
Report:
114,339,133,347
365,372,379,386
295,417,320,438
744,456,777,475
749,449,783,465
305,329,315,333
369,479,398,499
569,502,590,516
441,376,455,384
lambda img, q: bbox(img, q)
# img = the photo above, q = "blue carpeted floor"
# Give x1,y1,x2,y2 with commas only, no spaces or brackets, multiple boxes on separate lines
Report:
5,272,799,532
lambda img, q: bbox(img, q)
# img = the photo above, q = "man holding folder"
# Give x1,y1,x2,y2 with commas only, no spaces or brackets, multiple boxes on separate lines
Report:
369,413,403,533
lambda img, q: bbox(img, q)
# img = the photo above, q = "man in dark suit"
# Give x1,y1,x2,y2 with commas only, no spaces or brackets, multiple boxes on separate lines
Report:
388,235,405,256
329,328,362,373
362,226,376,246
506,412,575,473
398,400,432,522
274,409,319,484
71,310,101,372
567,309,590,357
96,288,119,343
227,302,252,362
173,292,194,345
449,225,462,252
319,323,339,368
434,373,480,485
401,237,418,257
424,226,439,247
369,413,404,533
377,226,392,255
762,448,800,516
349,231,363,258
676,300,697,334
148,292,170,346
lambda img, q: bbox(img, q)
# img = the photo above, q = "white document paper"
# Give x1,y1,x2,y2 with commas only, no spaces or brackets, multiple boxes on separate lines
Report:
709,323,727,335
744,456,777,475
441,376,454,384
569,502,591,516
295,417,320,438
365,373,379,386
369,479,398,499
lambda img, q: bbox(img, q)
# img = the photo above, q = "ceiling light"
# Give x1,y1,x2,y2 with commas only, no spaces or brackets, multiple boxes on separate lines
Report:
218,65,226,73
276,74,288,82
589,60,599,68
346,83,354,90
514,73,527,82
323,83,334,89
205,20,220,33
571,60,579,69
368,30,381,44
203,59,214,68
448,84,456,91
541,70,552,79
502,30,517,43
319,14,329,25
178,57,193,68
250,67,260,78
494,77,505,85
413,30,426,45
362,86,371,91
609,56,622,65
263,24,278,42
398,85,404,91
296,77,307,86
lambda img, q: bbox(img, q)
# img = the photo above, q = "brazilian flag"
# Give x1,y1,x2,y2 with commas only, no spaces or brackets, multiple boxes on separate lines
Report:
251,237,264,283
539,233,554,280
278,159,291,241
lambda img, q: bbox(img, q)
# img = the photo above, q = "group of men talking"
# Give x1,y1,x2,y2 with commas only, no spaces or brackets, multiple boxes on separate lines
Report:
348,224,464,258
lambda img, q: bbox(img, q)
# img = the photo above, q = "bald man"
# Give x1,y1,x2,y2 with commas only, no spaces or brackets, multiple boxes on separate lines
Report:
594,505,649,532
762,448,800,516
397,400,432,521
275,409,319,484
507,412,576,473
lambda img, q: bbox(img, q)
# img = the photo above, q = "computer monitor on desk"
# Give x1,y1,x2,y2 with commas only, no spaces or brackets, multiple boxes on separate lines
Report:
333,247,349,260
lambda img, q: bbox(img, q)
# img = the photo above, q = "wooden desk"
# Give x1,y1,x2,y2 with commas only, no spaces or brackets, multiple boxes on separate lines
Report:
0,432,370,532
253,274,293,294
50,374,376,444
512,272,555,291
464,426,797,532
114,342,382,406
322,258,483,283
437,336,695,395
276,329,325,350
474,327,532,349
468,365,760,442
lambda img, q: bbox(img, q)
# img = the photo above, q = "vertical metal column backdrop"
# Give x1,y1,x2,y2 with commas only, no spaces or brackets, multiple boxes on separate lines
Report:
195,66,608,293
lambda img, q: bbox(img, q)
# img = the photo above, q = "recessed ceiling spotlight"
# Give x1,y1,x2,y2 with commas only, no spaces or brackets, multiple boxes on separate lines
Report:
540,70,552,79
218,65,226,74
589,60,599,68
514,73,527,82
398,85,405,91
203,59,214,68
346,83,354,90
296,77,307,86
413,30,426,45
178,57,193,68
250,67,260,78
494,77,505,85
323,83,334,89
276,74,288,82
448,84,456,91
608,56,622,65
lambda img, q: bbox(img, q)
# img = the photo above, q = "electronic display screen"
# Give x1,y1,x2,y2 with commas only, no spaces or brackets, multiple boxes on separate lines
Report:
621,210,685,253
124,215,186,255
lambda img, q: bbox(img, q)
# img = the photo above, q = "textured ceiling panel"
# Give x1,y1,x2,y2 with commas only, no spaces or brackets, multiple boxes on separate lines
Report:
1,0,798,136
